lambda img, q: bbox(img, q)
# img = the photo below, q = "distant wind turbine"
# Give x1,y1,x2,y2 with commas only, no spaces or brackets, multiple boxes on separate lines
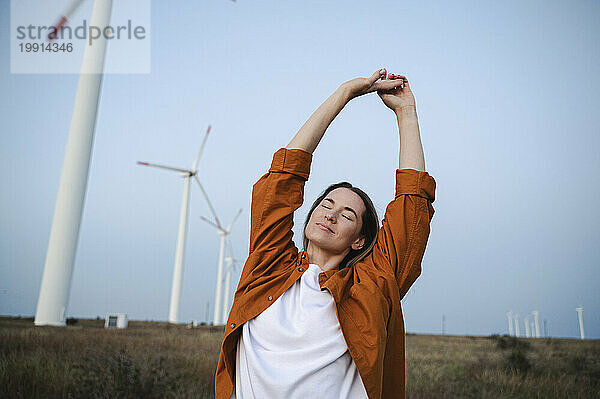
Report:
513,314,520,337
137,125,220,324
576,307,585,340
532,310,540,338
506,311,514,336
221,236,242,323
201,208,242,325
524,316,530,338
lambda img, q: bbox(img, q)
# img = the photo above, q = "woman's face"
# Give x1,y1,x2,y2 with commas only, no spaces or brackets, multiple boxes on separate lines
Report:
305,187,366,255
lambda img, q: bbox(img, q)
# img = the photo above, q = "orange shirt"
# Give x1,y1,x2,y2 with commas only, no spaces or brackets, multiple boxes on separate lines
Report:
215,148,436,399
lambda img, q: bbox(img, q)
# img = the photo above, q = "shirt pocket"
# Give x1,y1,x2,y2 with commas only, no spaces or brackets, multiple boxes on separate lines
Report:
343,282,391,347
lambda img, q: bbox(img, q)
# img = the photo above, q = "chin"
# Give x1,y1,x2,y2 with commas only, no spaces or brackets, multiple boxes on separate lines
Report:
306,229,343,253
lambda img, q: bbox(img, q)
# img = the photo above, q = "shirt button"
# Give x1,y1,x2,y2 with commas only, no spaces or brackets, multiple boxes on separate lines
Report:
298,267,304,272
268,295,273,301
230,323,236,329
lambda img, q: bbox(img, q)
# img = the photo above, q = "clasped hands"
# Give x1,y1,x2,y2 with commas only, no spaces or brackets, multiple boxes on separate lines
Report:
339,68,416,114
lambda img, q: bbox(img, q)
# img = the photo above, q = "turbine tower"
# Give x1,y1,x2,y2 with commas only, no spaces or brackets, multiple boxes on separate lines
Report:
35,0,113,326
513,313,520,337
524,316,530,338
532,310,540,338
506,311,514,336
221,237,241,323
530,320,535,338
137,125,220,324
201,208,242,325
576,307,585,340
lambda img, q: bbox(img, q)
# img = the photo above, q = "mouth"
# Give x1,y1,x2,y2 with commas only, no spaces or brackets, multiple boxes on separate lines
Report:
316,223,334,234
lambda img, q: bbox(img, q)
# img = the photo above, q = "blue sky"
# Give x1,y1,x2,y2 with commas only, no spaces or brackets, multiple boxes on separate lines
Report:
1,0,598,339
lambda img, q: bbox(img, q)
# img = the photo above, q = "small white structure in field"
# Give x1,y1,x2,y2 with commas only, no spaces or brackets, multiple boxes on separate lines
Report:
105,313,128,329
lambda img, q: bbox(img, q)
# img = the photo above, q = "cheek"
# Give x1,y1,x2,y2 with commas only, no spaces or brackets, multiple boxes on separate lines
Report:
305,212,319,235
309,208,325,224
343,223,359,238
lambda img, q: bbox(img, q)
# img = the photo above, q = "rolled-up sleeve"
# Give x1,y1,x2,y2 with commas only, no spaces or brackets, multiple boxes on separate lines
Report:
395,168,436,201
268,148,312,180
242,148,312,282
357,168,436,299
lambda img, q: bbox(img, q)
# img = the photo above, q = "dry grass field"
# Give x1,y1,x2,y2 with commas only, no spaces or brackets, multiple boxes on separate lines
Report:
1,316,598,398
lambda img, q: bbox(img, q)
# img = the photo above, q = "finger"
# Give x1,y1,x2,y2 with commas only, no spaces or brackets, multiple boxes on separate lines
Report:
369,68,387,84
373,79,404,91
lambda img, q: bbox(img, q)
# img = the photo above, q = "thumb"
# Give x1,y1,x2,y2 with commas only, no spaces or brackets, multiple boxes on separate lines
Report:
369,68,387,84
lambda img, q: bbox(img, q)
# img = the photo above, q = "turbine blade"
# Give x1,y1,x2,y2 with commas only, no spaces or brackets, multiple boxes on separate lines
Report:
227,208,243,231
137,161,190,174
192,125,211,172
194,175,222,229
48,0,87,40
64,0,87,18
200,216,221,231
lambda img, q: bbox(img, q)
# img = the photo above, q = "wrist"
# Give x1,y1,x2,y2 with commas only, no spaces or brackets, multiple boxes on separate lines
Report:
335,84,353,105
395,105,417,120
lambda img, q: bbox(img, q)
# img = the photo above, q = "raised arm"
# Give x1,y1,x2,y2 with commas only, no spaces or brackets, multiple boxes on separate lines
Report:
356,74,436,299
287,68,404,154
378,72,425,171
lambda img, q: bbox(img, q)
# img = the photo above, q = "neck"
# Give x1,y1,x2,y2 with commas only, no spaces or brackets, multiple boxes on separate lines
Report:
306,242,350,272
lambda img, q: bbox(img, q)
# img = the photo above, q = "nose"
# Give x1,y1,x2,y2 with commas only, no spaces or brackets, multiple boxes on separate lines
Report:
324,213,335,223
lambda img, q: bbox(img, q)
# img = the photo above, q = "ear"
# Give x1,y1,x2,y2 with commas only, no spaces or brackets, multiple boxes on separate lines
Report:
351,235,366,251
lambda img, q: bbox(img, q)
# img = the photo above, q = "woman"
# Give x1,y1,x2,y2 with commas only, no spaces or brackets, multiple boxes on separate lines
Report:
215,69,436,399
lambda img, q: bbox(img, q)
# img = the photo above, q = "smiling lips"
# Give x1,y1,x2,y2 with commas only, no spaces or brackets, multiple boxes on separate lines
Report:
317,223,334,234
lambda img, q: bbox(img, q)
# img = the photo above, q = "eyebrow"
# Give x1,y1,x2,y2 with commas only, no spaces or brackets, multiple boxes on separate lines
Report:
323,198,358,219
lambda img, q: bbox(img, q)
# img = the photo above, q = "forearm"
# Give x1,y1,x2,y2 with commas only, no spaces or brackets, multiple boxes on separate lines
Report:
396,105,426,171
286,86,350,154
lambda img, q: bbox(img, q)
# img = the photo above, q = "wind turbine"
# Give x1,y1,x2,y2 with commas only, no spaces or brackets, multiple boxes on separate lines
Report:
137,125,220,324
576,307,585,340
221,236,242,323
532,310,540,338
35,0,113,326
506,311,514,336
201,208,242,325
530,320,535,338
524,316,530,338
513,313,520,337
